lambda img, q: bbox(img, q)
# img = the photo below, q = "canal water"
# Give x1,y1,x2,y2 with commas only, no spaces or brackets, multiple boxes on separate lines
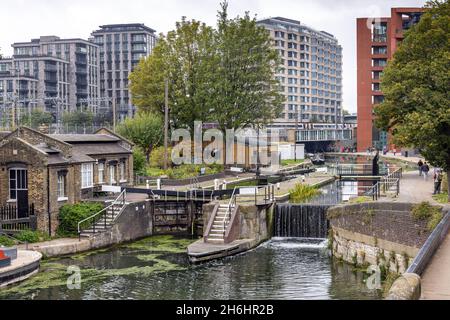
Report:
0,235,382,300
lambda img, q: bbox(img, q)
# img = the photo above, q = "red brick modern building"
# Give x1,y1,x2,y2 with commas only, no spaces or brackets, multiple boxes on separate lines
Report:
356,7,424,152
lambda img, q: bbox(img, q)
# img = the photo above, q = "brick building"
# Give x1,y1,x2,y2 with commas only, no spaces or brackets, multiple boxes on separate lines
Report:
0,127,133,235
356,7,424,152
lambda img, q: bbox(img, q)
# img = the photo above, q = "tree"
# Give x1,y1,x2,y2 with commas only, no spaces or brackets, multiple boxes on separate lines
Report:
130,18,215,129
62,110,94,128
129,1,283,131
116,112,163,162
210,2,284,131
375,0,450,201
20,109,54,128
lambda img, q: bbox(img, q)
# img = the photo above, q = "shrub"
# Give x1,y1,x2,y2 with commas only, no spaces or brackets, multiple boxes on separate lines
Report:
0,235,15,247
58,202,104,237
411,202,443,231
15,230,51,243
133,147,147,176
146,167,166,178
289,183,321,203
150,146,173,169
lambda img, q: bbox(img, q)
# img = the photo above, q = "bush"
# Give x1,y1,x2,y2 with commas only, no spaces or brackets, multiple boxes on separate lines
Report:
0,235,16,247
411,202,443,231
289,184,321,203
442,173,448,193
15,230,51,243
133,148,147,176
150,146,173,169
58,202,104,237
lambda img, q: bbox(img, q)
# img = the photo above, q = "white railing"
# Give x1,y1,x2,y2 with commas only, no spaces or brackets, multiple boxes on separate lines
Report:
78,189,127,240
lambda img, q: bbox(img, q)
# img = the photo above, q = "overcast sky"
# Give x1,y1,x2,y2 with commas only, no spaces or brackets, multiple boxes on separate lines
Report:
1,0,426,112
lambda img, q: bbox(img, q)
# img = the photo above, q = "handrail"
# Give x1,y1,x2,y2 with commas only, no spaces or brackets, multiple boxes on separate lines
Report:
204,203,219,242
223,187,238,236
0,231,28,250
77,189,127,239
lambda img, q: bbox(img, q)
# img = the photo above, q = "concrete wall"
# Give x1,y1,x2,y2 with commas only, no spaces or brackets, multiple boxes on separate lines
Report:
328,202,438,274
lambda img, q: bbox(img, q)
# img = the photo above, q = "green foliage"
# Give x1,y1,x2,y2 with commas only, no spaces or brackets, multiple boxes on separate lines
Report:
149,146,173,169
130,1,283,130
281,159,305,166
20,109,54,128
442,173,448,193
57,202,104,237
133,148,147,176
145,164,223,179
15,230,50,243
348,196,373,204
117,112,163,162
433,193,449,204
62,110,94,127
374,1,450,202
0,235,15,247
411,201,443,231
289,183,321,203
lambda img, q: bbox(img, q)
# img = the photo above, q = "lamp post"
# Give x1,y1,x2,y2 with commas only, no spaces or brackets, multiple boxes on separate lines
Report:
163,78,169,171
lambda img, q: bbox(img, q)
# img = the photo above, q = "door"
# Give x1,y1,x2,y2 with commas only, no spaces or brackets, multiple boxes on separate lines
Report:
9,168,29,218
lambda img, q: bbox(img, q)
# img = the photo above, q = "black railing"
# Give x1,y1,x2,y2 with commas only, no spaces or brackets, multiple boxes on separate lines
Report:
0,203,37,234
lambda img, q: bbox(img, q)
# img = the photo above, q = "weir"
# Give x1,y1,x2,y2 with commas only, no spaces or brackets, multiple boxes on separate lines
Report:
274,204,331,239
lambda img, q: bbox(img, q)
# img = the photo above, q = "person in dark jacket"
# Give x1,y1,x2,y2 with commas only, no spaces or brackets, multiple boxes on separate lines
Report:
418,160,424,176
433,169,443,195
422,162,430,180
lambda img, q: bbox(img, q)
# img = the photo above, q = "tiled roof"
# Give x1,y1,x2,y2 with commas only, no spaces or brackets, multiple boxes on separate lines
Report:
71,143,132,156
48,134,120,143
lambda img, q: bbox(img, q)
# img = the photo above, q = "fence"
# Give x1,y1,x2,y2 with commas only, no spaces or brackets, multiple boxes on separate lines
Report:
0,204,37,234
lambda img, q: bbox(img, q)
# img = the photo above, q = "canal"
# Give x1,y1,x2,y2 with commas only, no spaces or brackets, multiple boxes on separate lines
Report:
0,235,381,300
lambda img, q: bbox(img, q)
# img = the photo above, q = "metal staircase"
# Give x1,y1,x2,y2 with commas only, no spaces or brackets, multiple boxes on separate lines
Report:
78,190,128,239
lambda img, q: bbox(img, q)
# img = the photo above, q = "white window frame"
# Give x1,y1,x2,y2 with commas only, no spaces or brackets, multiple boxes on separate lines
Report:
57,173,68,201
81,163,94,189
120,161,127,183
109,165,116,184
98,162,105,184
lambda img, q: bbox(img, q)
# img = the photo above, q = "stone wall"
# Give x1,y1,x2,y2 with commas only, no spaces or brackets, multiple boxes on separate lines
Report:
328,202,438,274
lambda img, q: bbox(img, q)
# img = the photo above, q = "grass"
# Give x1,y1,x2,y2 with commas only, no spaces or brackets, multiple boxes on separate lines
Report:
348,196,373,204
433,193,449,204
289,183,321,203
281,159,305,167
411,202,443,231
145,164,224,179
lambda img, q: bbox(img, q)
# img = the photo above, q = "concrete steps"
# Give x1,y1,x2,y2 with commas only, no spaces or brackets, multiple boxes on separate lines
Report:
206,205,233,244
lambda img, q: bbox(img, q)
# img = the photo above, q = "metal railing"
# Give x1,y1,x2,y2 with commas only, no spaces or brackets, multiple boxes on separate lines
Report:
77,190,127,240
222,187,238,236
365,167,403,200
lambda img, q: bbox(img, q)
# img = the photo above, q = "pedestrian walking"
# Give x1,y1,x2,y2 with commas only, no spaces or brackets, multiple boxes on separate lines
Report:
422,162,430,180
433,169,443,195
418,160,424,176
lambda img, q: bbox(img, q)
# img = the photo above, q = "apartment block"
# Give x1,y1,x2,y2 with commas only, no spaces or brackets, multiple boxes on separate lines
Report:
91,24,157,120
0,36,100,125
257,17,348,150
356,8,424,152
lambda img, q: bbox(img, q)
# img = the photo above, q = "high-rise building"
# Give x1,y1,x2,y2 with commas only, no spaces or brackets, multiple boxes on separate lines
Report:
257,17,348,150
0,36,100,124
91,24,157,120
356,7,424,152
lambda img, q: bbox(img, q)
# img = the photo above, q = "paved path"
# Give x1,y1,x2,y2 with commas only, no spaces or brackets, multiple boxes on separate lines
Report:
392,171,439,204
421,231,450,300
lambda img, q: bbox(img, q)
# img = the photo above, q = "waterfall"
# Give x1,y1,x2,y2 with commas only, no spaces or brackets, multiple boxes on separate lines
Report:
274,204,331,239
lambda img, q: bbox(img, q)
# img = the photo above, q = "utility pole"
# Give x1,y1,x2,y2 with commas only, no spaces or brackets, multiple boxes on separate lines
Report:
164,78,169,171
112,97,117,132
294,105,299,161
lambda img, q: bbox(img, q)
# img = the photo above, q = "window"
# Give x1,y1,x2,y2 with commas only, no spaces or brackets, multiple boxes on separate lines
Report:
372,58,387,67
372,46,387,55
372,22,387,42
81,163,93,189
9,168,27,201
98,163,105,184
57,172,67,201
110,165,116,184
120,162,126,182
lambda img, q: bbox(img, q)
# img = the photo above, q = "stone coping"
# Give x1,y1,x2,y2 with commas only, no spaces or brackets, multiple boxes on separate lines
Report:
0,250,42,288
187,238,258,264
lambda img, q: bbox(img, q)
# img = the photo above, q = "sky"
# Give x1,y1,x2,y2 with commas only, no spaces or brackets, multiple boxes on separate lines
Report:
1,0,426,113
